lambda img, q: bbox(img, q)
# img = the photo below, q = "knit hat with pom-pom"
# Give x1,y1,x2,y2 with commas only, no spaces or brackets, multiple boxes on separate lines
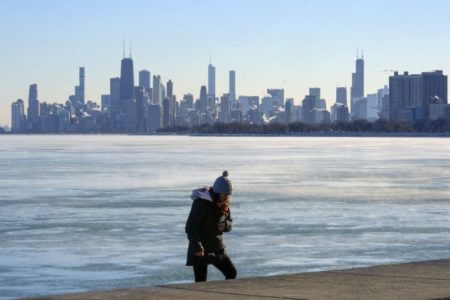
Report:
213,171,233,195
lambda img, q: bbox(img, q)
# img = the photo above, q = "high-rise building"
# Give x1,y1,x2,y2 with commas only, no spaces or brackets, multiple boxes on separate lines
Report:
139,70,151,90
267,89,284,108
152,75,162,105
351,53,364,116
219,93,231,123
331,103,349,122
380,94,390,120
377,85,389,111
73,67,85,106
336,87,347,106
285,99,293,123
79,67,85,103
389,70,447,122
119,57,137,132
353,98,368,120
135,86,147,132
302,95,317,124
181,94,194,112
208,63,216,98
238,96,259,116
183,94,194,107
389,72,423,122
229,70,236,103
101,95,110,111
166,80,174,124
261,96,275,116
422,70,447,119
162,97,171,128
167,80,173,100
199,85,208,113
309,88,321,99
11,99,26,132
120,58,135,105
309,88,326,109
147,104,161,132
366,93,379,121
27,83,39,130
110,77,121,113
429,96,450,120
317,99,326,110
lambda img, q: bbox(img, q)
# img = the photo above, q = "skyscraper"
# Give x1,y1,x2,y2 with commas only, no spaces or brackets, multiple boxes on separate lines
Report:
389,70,448,122
351,53,364,116
219,93,231,123
120,58,135,105
139,70,151,90
336,87,347,106
110,77,121,113
135,86,147,132
11,99,26,132
389,71,422,122
166,79,174,125
285,99,293,123
79,67,85,103
73,67,85,106
199,85,208,113
331,103,350,122
167,80,173,100
119,57,137,132
147,104,161,132
366,93,379,121
208,62,216,98
309,88,321,99
302,95,317,124
152,75,162,105
27,83,39,130
377,85,389,112
162,97,171,128
229,70,236,103
182,94,194,110
267,89,284,108
101,95,110,111
422,70,447,119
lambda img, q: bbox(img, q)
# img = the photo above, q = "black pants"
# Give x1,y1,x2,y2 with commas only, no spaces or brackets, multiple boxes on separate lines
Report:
193,255,237,282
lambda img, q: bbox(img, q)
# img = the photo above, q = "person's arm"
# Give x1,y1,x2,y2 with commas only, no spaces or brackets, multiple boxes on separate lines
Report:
185,199,206,254
223,212,233,232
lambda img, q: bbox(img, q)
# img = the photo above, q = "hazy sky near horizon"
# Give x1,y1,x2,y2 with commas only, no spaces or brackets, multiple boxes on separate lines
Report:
1,0,450,126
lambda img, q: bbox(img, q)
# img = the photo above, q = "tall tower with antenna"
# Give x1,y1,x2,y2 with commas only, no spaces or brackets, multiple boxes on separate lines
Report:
350,49,365,116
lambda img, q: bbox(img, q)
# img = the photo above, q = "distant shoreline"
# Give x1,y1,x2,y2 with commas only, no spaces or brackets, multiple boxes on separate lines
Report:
187,132,450,138
1,132,450,138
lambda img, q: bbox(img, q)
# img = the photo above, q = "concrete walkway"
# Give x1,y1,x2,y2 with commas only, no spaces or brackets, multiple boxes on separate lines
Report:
25,259,450,300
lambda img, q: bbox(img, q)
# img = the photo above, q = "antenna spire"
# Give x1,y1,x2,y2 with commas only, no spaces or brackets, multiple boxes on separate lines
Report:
123,40,125,58
129,42,132,58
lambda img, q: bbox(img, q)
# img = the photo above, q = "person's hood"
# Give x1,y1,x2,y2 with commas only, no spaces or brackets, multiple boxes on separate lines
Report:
191,187,213,202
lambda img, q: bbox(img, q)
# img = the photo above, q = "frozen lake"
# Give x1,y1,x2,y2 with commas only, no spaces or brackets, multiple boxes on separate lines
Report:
0,135,449,299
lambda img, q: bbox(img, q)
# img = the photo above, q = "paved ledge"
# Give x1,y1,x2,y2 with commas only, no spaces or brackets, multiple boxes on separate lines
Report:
24,259,450,300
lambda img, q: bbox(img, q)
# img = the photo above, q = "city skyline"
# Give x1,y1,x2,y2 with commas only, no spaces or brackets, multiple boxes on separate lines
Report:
2,0,450,126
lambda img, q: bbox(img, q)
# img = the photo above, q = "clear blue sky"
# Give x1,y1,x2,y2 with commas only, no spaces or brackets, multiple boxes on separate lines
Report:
1,0,450,126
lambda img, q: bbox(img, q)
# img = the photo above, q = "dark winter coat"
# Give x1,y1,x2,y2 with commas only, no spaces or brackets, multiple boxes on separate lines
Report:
185,187,233,266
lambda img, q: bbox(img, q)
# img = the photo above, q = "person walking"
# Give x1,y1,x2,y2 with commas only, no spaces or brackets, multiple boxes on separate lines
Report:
185,171,237,282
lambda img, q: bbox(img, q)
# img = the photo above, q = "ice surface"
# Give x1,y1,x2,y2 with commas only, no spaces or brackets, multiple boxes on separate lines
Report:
0,135,449,299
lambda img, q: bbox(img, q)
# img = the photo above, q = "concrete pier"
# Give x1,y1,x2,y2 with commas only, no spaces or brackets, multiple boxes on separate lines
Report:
25,259,450,300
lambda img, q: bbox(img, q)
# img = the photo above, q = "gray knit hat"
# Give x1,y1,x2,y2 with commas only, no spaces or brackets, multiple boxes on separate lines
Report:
213,171,233,195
